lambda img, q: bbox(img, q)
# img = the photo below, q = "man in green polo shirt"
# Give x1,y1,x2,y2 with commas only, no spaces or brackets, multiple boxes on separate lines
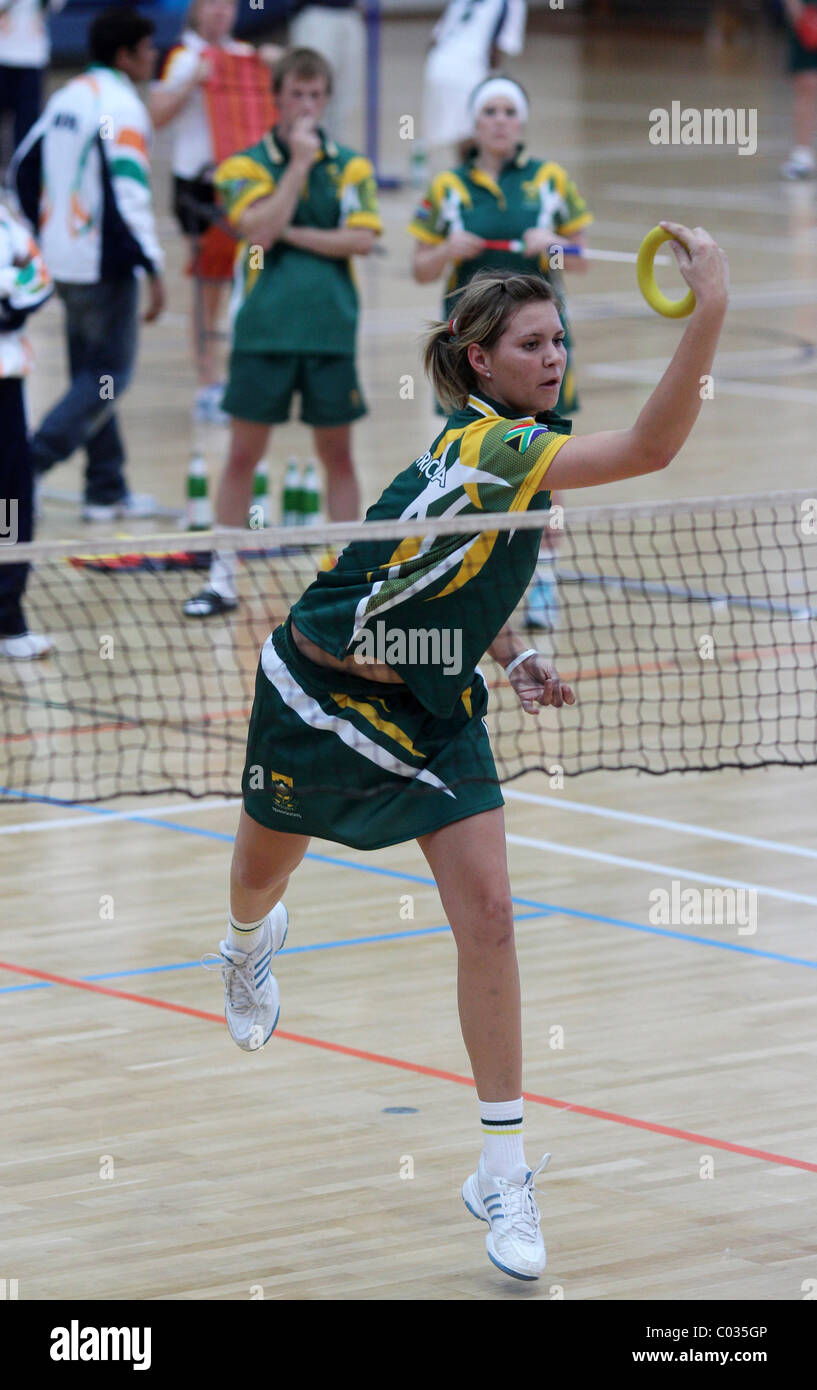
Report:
184,47,382,619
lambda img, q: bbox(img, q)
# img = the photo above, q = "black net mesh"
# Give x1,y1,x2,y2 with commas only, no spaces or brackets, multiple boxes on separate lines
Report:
1,492,816,806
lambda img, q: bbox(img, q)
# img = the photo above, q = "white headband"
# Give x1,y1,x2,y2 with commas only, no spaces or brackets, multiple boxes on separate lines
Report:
469,78,528,123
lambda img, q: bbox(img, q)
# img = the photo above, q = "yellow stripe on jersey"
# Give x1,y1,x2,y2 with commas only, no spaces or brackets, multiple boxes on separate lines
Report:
529,160,568,199
345,211,383,231
467,166,506,208
330,692,426,760
510,433,571,513
559,213,594,236
433,530,499,599
429,169,473,210
409,223,445,245
339,155,376,188
214,156,276,225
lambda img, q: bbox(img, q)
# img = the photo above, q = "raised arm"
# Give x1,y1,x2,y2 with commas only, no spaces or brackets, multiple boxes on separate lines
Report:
234,118,320,248
542,222,729,491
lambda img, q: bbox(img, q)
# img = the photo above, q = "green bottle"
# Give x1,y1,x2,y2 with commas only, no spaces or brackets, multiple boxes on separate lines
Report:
301,459,321,526
186,454,211,531
282,457,302,527
248,458,269,529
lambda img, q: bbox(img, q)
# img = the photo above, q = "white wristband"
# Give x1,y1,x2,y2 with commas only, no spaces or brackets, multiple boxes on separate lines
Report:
504,648,539,678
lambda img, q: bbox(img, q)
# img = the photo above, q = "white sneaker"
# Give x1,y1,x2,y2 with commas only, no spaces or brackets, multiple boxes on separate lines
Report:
192,384,229,425
462,1152,551,1280
202,903,288,1051
82,493,159,522
0,631,54,660
780,148,816,180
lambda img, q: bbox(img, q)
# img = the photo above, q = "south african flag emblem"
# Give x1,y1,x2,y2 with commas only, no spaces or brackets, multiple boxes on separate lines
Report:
501,424,549,454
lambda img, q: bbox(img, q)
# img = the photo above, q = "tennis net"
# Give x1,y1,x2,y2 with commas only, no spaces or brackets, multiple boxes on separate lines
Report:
1,489,815,806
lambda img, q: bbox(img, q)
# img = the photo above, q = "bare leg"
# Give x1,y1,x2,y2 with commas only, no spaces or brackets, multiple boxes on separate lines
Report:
418,807,521,1100
793,71,817,148
215,419,272,526
197,281,225,388
312,423,360,521
230,805,310,923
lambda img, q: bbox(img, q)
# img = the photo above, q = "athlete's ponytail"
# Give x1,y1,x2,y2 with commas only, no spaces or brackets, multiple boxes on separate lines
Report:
423,270,562,413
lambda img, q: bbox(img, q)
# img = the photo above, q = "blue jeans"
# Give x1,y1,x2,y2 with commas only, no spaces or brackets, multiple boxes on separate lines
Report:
31,276,140,505
0,63,42,153
0,378,34,636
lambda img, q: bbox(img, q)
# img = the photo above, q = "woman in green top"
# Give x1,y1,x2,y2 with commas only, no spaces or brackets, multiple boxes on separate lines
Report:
409,74,592,631
205,232,729,1282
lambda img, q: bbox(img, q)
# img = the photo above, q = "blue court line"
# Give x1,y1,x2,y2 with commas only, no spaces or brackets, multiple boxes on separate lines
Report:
0,911,551,995
3,792,816,973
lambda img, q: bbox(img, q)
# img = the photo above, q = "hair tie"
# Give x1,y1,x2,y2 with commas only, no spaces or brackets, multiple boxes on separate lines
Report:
448,317,457,337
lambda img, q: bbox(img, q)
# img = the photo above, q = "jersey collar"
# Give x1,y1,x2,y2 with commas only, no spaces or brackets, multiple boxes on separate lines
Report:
465,391,572,432
464,144,528,204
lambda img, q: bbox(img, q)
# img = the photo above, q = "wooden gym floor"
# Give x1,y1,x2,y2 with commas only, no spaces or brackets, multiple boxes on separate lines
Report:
1,16,815,1300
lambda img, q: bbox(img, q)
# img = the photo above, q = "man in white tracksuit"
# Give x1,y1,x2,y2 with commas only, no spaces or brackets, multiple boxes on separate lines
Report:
423,0,527,152
9,6,165,520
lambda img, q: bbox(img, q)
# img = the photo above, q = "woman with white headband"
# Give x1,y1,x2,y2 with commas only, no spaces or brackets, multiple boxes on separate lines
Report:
409,74,593,628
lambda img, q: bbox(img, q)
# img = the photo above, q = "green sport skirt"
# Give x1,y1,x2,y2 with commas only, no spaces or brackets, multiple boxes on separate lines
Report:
241,617,504,850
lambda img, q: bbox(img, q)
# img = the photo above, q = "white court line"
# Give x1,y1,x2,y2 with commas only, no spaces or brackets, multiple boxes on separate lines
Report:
126,1055,197,1071
600,181,808,214
0,1143,126,1168
0,797,240,835
24,1179,148,1200
4,790,813,863
586,361,817,405
3,792,814,908
34,1027,131,1046
505,833,817,907
585,217,817,256
503,789,817,862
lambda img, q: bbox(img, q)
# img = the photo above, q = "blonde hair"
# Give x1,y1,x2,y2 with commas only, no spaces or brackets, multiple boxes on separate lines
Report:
423,271,562,413
184,0,237,36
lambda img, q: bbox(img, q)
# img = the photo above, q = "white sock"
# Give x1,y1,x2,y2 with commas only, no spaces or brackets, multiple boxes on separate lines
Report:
209,550,237,602
479,1098,528,1182
226,912,268,953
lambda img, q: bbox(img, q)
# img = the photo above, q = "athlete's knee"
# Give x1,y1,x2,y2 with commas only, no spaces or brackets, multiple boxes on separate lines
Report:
231,847,285,896
458,894,515,954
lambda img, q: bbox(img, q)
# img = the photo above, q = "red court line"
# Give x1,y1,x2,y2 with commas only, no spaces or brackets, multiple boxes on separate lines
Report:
2,958,816,1175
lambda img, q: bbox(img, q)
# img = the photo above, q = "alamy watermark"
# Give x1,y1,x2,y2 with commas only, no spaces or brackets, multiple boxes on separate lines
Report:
649,102,757,156
1,499,19,544
649,880,757,935
351,621,463,677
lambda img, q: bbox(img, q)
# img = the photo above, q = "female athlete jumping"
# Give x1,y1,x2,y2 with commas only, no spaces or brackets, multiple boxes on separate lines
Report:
205,223,728,1281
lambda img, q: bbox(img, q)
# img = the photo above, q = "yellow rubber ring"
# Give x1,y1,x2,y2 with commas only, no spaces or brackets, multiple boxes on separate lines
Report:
636,226,696,319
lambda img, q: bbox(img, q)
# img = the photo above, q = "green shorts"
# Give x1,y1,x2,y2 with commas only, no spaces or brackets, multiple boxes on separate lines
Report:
241,617,504,850
222,350,367,427
788,6,817,71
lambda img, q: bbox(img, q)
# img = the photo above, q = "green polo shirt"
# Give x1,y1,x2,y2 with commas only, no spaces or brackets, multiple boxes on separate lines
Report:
408,147,593,316
215,127,382,356
290,392,573,719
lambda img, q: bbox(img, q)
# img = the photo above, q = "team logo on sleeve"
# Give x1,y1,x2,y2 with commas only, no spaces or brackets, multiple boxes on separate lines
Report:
501,424,550,454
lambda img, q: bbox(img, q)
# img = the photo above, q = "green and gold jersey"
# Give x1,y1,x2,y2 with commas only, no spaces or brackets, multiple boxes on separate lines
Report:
408,147,593,315
215,126,382,356
290,393,573,719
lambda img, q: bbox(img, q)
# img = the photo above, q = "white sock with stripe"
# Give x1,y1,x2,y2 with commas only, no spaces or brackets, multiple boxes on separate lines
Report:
226,912,267,953
479,1098,528,1182
210,550,237,602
